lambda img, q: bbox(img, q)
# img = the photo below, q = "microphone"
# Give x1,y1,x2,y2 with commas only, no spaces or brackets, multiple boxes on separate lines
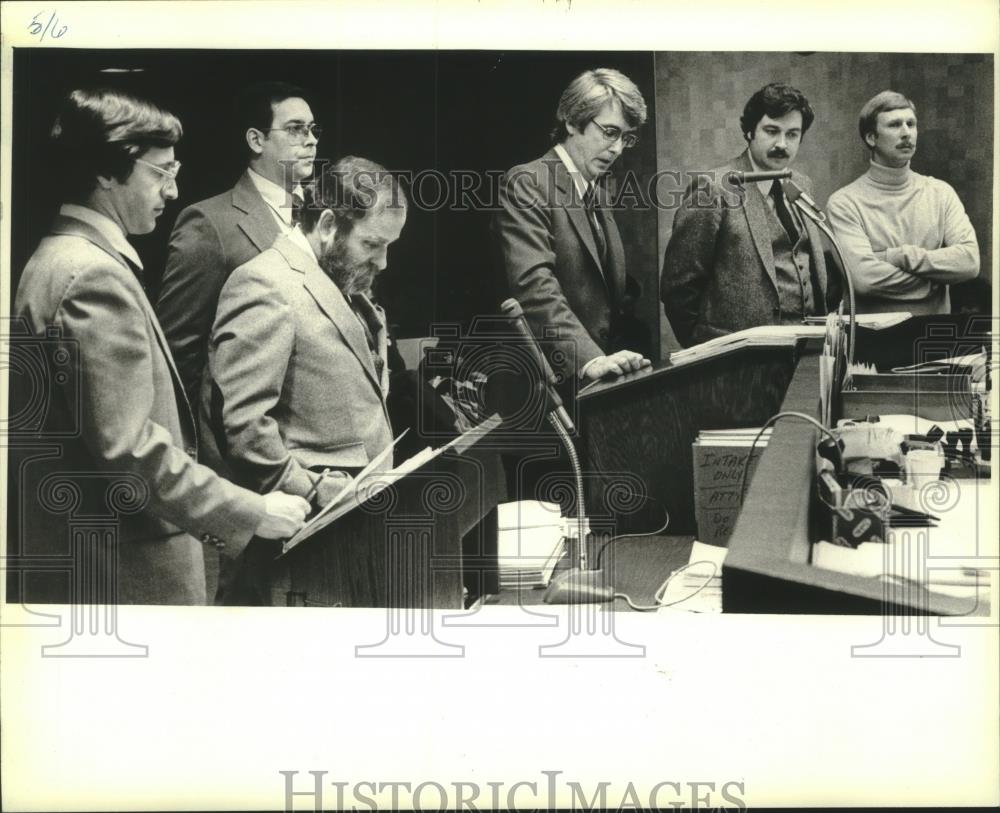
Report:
780,178,858,373
725,168,793,184
783,180,826,223
499,298,575,434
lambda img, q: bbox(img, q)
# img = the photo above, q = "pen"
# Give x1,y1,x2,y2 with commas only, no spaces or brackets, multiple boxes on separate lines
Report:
304,468,330,504
889,503,940,522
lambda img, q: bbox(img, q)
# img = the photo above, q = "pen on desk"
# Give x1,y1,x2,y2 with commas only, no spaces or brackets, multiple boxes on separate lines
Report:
889,503,940,522
304,468,330,505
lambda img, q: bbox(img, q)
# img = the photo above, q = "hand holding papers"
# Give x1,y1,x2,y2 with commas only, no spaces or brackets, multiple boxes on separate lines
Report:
281,415,505,554
281,431,407,553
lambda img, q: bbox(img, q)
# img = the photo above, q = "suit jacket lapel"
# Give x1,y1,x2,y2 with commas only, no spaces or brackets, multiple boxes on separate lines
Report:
350,293,390,394
273,237,385,395
232,171,282,253
734,152,778,296
803,217,828,302
547,152,609,292
595,188,625,300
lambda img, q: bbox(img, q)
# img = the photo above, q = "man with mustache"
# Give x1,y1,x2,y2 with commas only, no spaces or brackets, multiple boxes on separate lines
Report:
827,90,979,314
155,81,319,406
199,156,405,604
661,82,835,347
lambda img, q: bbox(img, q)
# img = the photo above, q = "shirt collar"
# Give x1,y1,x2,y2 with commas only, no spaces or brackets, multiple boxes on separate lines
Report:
247,167,303,227
60,203,143,269
746,152,776,198
554,143,594,200
287,223,319,262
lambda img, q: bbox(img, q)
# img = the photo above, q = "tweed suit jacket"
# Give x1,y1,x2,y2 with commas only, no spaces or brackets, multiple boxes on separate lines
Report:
156,171,282,405
199,234,394,501
492,149,644,379
660,150,832,347
11,213,266,605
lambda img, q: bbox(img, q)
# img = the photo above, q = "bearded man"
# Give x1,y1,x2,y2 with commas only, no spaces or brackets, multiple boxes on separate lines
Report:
199,155,406,604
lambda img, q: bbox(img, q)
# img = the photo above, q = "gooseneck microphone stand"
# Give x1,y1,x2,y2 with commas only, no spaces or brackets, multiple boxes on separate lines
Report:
499,298,613,604
783,181,858,373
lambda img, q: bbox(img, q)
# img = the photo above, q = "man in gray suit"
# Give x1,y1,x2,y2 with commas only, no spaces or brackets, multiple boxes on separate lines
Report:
11,88,309,605
200,156,406,604
155,80,319,404
660,82,835,347
493,68,652,385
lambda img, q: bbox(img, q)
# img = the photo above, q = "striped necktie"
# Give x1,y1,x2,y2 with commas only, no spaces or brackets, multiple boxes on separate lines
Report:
583,185,608,267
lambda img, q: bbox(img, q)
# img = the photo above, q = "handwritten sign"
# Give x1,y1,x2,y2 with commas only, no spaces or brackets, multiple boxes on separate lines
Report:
28,10,68,41
692,444,764,546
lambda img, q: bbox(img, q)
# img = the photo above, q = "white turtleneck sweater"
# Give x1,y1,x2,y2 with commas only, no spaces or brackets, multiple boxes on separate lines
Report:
827,161,979,314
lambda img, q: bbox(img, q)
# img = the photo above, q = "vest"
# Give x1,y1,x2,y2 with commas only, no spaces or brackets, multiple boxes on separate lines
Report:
763,200,820,322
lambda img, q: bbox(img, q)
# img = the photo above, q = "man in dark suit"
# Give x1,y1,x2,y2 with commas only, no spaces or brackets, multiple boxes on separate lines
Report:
155,81,319,404
660,82,835,348
10,88,309,605
493,68,652,385
201,157,405,604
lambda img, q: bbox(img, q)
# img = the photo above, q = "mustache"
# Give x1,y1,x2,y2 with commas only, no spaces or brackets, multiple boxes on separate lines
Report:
767,148,790,158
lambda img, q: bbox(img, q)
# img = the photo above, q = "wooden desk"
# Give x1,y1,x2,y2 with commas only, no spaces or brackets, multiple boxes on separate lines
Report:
725,316,991,615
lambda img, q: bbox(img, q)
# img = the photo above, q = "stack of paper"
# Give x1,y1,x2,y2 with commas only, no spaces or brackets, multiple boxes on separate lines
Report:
669,324,821,366
496,501,567,589
692,427,771,546
658,540,727,612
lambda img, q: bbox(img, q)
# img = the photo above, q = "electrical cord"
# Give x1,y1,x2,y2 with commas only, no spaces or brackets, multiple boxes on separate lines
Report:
736,411,838,505
612,561,721,612
593,501,671,570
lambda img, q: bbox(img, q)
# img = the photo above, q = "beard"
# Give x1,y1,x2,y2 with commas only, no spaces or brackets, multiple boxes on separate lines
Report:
319,239,378,297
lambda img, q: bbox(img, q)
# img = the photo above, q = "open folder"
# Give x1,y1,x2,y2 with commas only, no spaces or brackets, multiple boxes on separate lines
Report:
280,414,503,555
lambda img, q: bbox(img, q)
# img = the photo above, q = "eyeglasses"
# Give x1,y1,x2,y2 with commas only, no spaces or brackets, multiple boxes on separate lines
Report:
135,158,182,183
263,123,323,142
589,120,639,149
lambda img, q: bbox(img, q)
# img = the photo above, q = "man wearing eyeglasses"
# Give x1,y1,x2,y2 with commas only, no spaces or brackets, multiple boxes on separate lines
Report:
155,80,320,405
493,68,652,385
660,82,835,348
11,88,310,605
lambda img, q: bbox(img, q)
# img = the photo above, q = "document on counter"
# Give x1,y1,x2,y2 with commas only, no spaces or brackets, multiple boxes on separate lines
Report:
657,540,727,613
838,413,975,434
281,414,504,554
281,431,407,554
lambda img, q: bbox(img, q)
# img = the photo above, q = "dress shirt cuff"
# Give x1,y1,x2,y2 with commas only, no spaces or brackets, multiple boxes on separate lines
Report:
579,356,603,380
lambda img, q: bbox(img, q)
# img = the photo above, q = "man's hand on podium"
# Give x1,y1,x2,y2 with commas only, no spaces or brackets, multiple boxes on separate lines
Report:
256,492,311,539
583,350,652,381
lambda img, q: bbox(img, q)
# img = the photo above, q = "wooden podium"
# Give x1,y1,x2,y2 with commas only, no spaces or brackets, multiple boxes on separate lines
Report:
269,426,505,608
577,342,804,533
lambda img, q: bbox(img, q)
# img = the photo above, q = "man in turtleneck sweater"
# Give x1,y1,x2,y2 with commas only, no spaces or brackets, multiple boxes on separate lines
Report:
827,90,979,314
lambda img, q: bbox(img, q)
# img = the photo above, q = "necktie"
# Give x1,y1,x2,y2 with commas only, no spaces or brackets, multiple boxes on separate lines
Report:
770,179,798,244
583,186,608,268
291,192,305,227
349,296,384,383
